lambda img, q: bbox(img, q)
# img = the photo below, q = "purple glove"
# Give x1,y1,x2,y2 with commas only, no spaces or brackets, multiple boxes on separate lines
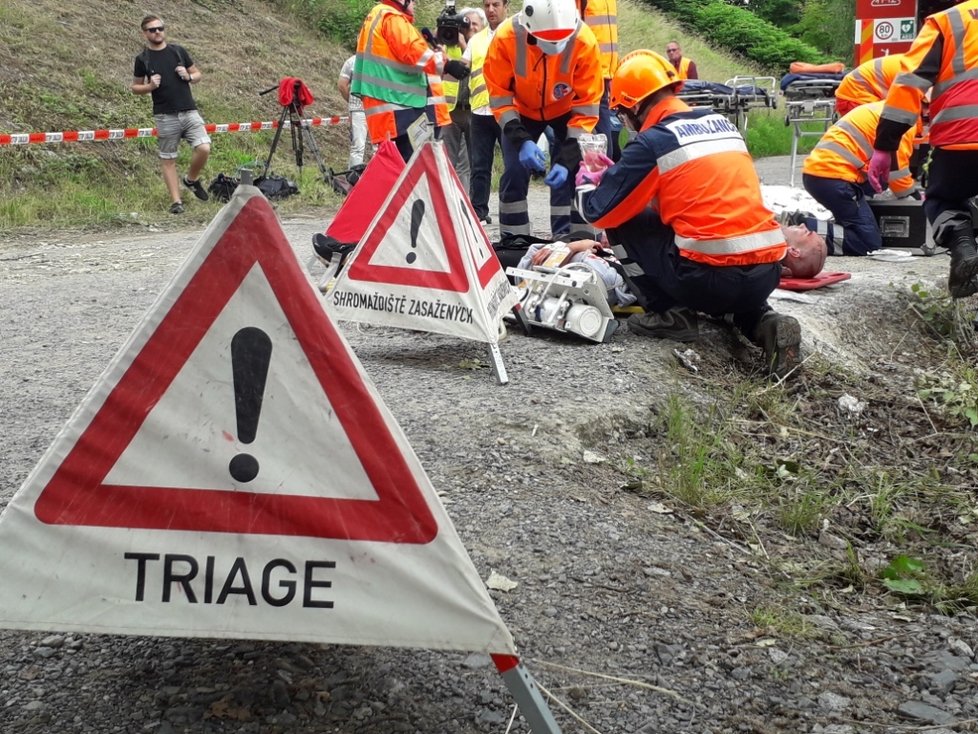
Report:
867,149,892,193
574,153,615,187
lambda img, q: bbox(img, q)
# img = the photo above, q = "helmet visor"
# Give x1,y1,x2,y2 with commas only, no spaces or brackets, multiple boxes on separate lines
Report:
530,26,575,42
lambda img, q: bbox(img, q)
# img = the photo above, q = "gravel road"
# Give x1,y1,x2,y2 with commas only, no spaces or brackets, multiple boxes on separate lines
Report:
1,158,976,734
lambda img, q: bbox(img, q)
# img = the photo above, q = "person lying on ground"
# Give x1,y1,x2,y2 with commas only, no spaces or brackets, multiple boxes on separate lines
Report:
517,237,638,307
520,225,825,313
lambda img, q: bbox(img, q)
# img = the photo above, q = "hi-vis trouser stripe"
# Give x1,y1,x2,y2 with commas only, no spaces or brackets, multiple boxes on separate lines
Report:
499,199,532,236
812,218,844,255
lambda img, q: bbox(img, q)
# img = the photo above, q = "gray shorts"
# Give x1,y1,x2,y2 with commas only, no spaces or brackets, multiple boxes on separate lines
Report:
154,110,211,159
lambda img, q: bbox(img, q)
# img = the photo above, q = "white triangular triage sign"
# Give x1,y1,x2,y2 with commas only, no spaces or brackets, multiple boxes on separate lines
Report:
0,188,515,653
327,141,518,343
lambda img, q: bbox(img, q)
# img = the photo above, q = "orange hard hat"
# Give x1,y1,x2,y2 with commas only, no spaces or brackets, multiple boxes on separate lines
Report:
610,50,683,111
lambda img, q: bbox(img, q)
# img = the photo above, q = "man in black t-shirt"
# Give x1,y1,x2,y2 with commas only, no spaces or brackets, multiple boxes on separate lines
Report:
131,14,211,214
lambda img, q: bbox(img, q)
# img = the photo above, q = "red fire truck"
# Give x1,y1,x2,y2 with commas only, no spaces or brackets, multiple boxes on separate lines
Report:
853,0,957,63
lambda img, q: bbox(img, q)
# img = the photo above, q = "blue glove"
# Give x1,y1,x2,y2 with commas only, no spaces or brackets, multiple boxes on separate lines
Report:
544,164,568,189
519,141,547,174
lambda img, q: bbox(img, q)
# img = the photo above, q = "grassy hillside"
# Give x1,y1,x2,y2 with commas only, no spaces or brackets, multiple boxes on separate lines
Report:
0,0,763,232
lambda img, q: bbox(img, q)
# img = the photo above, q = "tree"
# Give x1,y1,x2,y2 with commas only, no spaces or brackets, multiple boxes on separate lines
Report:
792,0,855,63
747,0,803,28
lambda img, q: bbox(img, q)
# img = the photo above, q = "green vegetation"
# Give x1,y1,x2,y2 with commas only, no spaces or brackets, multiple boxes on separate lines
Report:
0,0,355,231
614,283,978,615
743,111,823,159
0,0,842,231
645,0,855,67
749,605,819,639
641,0,828,72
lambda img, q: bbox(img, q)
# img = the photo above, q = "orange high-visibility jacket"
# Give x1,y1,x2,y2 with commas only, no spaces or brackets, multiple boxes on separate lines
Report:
485,17,602,136
577,0,619,80
804,102,917,196
583,97,786,267
836,54,907,108
877,0,978,151
353,1,447,144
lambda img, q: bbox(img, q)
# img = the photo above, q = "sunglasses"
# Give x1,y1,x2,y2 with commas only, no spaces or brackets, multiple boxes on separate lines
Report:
143,26,165,33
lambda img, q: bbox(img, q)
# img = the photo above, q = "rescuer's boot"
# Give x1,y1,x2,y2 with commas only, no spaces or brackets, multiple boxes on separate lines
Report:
752,310,802,380
943,223,978,299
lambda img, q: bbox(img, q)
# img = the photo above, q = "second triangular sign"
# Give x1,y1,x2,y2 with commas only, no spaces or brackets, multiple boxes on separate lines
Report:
326,141,518,345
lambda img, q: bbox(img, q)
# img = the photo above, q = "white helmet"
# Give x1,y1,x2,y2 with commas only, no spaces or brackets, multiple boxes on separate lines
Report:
520,0,579,55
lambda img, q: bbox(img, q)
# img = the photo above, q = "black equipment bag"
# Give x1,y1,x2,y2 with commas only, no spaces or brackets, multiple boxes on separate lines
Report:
207,173,239,203
255,174,299,200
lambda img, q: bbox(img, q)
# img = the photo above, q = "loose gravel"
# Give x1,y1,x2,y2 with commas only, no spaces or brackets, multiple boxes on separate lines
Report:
1,160,976,733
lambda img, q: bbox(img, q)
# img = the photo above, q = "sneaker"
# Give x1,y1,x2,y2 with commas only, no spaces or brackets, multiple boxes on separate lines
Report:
753,311,801,379
479,215,492,225
627,307,699,342
183,176,209,202
169,201,185,214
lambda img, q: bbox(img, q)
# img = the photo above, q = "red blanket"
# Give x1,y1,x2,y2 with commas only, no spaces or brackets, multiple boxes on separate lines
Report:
779,272,851,291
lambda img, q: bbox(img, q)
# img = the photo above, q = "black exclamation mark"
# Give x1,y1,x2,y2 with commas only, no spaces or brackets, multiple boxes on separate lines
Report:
229,327,272,483
406,199,425,264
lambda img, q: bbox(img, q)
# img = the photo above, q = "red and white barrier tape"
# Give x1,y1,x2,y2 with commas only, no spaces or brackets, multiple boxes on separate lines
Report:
0,116,349,146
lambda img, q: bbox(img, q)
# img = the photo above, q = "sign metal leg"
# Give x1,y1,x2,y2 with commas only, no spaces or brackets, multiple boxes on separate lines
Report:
492,655,562,734
488,342,508,385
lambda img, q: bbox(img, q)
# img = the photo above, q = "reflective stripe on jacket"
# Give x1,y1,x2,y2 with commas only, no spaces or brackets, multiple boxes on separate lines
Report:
467,28,491,110
428,73,451,126
578,0,619,80
804,102,917,196
485,16,602,135
581,96,786,267
353,2,445,143
878,0,978,151
836,55,907,107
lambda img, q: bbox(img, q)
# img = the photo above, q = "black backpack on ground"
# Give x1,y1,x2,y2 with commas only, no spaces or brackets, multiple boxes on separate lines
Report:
207,173,239,203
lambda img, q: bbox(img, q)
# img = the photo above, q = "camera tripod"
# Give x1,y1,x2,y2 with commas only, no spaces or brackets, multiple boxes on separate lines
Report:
258,80,329,181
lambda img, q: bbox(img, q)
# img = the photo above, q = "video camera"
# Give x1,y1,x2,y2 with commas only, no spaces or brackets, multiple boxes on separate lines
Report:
436,0,471,45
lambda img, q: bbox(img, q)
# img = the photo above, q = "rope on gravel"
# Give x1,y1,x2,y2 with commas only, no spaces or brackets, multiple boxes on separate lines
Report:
530,659,693,705
534,679,606,734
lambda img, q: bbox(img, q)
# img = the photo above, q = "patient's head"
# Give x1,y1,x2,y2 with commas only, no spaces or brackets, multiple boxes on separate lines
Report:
781,224,827,279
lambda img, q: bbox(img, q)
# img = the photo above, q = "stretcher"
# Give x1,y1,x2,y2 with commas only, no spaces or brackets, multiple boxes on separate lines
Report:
505,264,619,343
676,76,777,130
781,72,845,187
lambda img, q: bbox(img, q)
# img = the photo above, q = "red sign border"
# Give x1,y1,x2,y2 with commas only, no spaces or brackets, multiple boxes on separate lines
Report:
33,196,437,543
